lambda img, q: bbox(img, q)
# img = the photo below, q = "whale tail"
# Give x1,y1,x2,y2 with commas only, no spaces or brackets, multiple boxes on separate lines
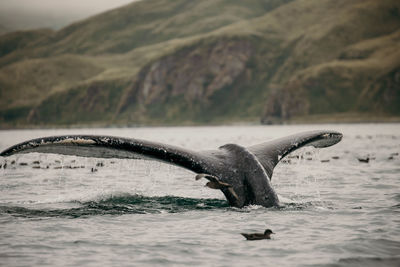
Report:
0,130,342,208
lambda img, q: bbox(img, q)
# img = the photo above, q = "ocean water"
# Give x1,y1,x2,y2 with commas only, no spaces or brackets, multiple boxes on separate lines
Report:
0,124,399,267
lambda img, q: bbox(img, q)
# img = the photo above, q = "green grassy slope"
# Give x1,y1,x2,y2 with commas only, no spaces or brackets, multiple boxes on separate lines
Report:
0,0,399,127
41,0,292,55
0,29,53,57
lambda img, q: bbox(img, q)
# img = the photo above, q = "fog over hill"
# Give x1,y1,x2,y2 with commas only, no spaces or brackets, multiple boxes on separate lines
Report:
0,0,399,128
0,0,135,32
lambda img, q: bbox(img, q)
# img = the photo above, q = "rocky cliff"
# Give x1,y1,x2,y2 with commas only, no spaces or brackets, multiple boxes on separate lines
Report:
0,0,399,127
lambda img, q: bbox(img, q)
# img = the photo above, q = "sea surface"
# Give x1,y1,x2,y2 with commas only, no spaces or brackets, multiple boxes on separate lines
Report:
0,124,399,267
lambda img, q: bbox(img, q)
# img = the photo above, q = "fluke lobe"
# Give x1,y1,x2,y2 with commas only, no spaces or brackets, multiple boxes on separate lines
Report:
0,130,342,208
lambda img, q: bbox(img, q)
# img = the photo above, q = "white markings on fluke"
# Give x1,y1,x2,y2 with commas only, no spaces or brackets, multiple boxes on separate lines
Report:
53,138,96,145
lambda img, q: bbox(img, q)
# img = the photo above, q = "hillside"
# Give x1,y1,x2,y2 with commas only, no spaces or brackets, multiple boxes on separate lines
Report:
0,0,399,128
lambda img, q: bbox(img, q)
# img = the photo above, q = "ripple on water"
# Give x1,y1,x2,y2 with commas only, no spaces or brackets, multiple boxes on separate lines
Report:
1,124,400,267
0,194,230,218
329,257,400,267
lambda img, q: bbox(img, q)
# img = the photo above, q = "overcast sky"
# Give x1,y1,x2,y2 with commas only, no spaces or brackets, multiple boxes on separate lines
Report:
0,0,137,32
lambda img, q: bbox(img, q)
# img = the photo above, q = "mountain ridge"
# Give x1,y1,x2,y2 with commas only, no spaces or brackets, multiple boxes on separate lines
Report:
0,0,399,128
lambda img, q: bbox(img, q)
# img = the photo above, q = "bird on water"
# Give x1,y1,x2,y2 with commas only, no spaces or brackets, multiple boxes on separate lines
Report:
241,229,275,240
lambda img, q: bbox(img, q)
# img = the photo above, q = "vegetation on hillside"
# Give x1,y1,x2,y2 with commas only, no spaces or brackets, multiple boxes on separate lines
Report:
0,0,399,128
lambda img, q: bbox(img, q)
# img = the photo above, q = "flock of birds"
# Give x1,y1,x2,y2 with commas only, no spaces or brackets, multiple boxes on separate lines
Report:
0,157,277,240
1,151,398,170
0,147,398,241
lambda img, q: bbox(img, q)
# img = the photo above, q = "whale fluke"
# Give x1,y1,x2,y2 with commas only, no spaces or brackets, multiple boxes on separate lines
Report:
0,130,342,208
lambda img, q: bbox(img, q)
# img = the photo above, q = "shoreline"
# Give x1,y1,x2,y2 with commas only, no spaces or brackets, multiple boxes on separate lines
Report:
1,114,400,130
